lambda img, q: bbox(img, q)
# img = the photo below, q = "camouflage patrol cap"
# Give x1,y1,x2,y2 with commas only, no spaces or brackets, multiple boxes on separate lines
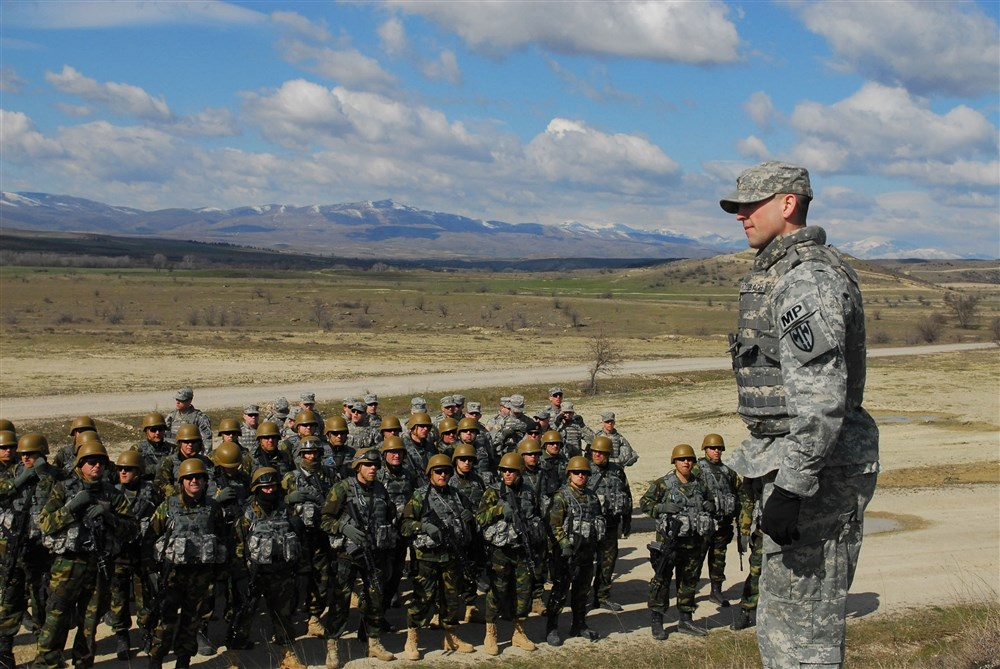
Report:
453,394,465,406
440,395,456,408
509,394,525,410
274,397,290,410
364,394,379,405
175,387,194,401
301,392,316,403
410,397,427,411
466,402,482,414
601,411,616,422
243,404,260,415
561,401,575,412
719,161,813,214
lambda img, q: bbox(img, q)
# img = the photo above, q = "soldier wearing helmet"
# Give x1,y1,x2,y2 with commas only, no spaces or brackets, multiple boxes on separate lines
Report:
320,415,355,481
545,455,604,646
403,412,437,484
318,449,397,666
165,386,213,451
594,411,639,467
694,433,739,608
449,443,487,624
251,421,294,479
436,418,459,458
154,422,215,499
375,435,416,616
132,412,172,481
400,454,477,659
107,449,162,661
278,409,320,460
297,392,326,435
145,451,227,669
223,467,307,669
281,435,337,638
374,414,401,446
476,451,544,655
34,438,137,669
456,416,496,485
539,430,568,495
586,435,633,613
640,443,715,640
50,416,98,477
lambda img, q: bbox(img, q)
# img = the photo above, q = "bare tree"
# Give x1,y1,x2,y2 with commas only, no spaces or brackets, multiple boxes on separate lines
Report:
943,291,982,329
584,331,621,395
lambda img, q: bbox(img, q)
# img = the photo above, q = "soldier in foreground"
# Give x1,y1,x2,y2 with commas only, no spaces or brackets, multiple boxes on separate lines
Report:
695,433,739,606
721,161,879,668
586,435,632,612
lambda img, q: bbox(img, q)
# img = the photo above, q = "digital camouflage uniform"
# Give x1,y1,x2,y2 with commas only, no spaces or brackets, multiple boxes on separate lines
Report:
695,456,739,591
375,453,416,612
556,417,593,458
587,458,632,606
734,491,764,625
164,409,213,454
130,438,173,482
449,465,488,611
726,214,879,668
106,477,160,642
282,455,335,624
598,427,639,467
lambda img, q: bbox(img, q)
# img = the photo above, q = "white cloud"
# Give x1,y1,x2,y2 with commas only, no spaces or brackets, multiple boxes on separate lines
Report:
546,58,640,105
169,108,239,138
54,102,92,117
45,65,173,122
3,0,266,29
794,0,1000,97
270,10,330,42
0,66,25,93
278,38,397,91
420,49,461,85
386,0,739,64
378,17,408,55
744,91,775,131
736,135,769,160
789,82,998,187
0,109,66,161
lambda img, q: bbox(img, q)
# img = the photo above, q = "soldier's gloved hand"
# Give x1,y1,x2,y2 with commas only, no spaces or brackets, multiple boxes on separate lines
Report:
737,534,749,554
285,489,307,505
622,452,639,467
655,501,680,516
12,466,37,490
64,490,94,514
85,503,108,523
422,522,441,542
215,487,236,504
761,486,801,546
501,503,515,521
702,499,716,514
459,509,475,525
341,523,367,546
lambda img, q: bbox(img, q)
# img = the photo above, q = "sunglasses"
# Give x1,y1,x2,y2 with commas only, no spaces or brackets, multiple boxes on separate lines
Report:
431,468,452,476
499,468,519,474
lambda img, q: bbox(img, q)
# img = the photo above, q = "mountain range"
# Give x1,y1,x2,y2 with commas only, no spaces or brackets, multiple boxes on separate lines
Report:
0,191,962,260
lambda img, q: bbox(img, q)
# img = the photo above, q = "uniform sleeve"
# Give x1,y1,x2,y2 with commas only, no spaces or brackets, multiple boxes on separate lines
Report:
319,481,347,535
400,492,424,539
639,479,663,518
547,491,568,547
771,265,851,497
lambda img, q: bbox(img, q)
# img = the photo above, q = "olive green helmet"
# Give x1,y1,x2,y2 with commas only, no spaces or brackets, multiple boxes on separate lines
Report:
255,421,281,439
408,412,433,429
701,433,726,450
380,435,405,453
296,435,323,454
451,443,477,461
425,453,453,475
0,419,15,434
175,423,203,443
438,418,458,434
671,443,696,462
74,431,102,455
456,417,479,433
142,412,167,430
295,410,319,427
0,430,17,448
325,416,349,434
566,455,591,474
177,457,208,479
213,442,242,469
217,418,241,435
74,439,109,465
589,435,613,454
68,416,96,435
541,430,563,446
516,437,542,455
351,448,381,469
498,451,525,472
250,466,280,491
116,449,144,469
16,433,49,455
379,415,402,432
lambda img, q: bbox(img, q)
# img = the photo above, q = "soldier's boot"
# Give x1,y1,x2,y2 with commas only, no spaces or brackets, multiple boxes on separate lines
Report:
677,610,707,637
464,604,485,624
197,624,216,655
709,582,730,607
568,613,599,641
650,612,668,641
0,634,15,669
442,626,475,653
483,623,500,656
403,628,420,661
428,613,441,629
220,649,240,669
324,638,341,669
115,631,130,661
278,647,307,669
175,656,192,669
511,619,536,651
368,637,395,661
545,614,562,647
598,598,623,612
308,615,326,637
730,607,753,631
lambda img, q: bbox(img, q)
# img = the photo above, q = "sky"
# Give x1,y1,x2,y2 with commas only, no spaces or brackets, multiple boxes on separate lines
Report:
1,0,998,258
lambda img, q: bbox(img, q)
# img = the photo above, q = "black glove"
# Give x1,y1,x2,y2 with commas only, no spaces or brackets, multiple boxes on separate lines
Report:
342,523,367,546
621,513,632,538
501,503,514,521
760,486,801,546
702,499,716,514
12,466,37,490
286,489,307,504
65,490,93,514
422,522,441,542
655,501,680,516
215,487,236,504
85,503,107,523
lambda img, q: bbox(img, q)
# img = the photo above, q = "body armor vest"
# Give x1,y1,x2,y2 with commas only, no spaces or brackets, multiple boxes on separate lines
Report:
588,463,630,516
450,472,486,508
120,480,158,537
289,465,333,529
42,477,122,556
156,495,226,565
698,458,737,518
660,472,713,538
482,482,540,548
557,485,605,544
244,502,301,565
413,486,473,550
377,465,415,517
134,441,172,480
344,478,396,550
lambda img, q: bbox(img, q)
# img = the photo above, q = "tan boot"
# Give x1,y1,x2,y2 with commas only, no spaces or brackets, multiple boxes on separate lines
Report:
308,615,326,637
464,604,485,624
443,626,475,653
404,628,420,661
511,619,537,651
279,647,307,669
483,622,499,656
220,649,240,669
325,638,341,669
428,613,441,629
368,637,396,661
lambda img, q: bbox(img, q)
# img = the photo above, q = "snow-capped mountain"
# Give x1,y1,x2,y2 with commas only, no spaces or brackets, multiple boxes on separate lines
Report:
838,237,963,260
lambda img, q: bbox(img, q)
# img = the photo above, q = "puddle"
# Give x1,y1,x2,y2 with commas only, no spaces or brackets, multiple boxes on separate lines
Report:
866,516,902,534
879,415,940,424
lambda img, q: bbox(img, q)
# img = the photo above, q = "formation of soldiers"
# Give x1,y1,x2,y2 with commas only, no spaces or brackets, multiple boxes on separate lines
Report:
0,386,762,669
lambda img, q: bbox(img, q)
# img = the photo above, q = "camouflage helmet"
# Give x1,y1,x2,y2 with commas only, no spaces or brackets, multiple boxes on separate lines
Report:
408,412,433,429
456,417,479,433
0,430,17,448
351,448,381,469
141,412,167,430
74,439,109,465
175,423,203,443
16,433,49,455
425,453,453,475
250,466,280,491
451,443,477,462
438,418,459,434
565,455,591,474
0,419,15,434
177,457,208,479
380,435,405,453
217,418,241,435
295,410,319,427
296,435,323,454
325,416,349,434
516,437,542,455
379,415,402,432
671,444,696,462
213,441,243,469
541,430,563,446
498,451,525,473
255,421,281,439
68,416,96,435
116,449,144,469
589,435,613,454
701,433,726,451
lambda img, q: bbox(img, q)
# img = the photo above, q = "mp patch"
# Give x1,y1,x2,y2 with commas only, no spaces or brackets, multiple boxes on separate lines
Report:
778,296,836,363
788,320,814,352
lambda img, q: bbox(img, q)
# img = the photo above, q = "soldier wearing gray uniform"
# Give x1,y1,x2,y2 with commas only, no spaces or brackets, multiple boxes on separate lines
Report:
595,412,639,467
164,387,213,451
721,161,879,669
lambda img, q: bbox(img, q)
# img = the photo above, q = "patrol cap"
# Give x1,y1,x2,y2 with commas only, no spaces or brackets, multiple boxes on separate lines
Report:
601,411,616,422
274,406,290,420
440,395,456,408
500,396,511,408
175,387,194,401
301,392,316,403
350,401,366,413
274,397,290,410
466,401,482,414
509,394,525,410
411,397,427,411
719,161,813,214
243,404,260,415
533,408,550,420
549,386,563,396
364,394,379,405
561,401,575,412
453,394,465,406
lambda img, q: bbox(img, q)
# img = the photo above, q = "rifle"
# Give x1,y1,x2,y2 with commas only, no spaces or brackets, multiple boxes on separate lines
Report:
0,499,32,603
142,529,172,652
503,487,540,581
82,511,112,582
345,494,381,595
423,486,477,584
647,514,681,580
546,533,581,615
226,563,259,646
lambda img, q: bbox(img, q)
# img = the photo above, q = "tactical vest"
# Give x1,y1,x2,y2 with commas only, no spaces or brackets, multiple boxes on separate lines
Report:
557,485,605,544
587,463,630,516
660,473,713,538
697,458,737,518
482,483,539,548
730,227,861,436
558,420,585,456
120,481,158,537
289,465,333,529
413,486,472,550
134,441,173,480
42,477,122,556
450,472,486,508
377,466,415,516
244,503,302,565
345,478,396,550
156,495,226,565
